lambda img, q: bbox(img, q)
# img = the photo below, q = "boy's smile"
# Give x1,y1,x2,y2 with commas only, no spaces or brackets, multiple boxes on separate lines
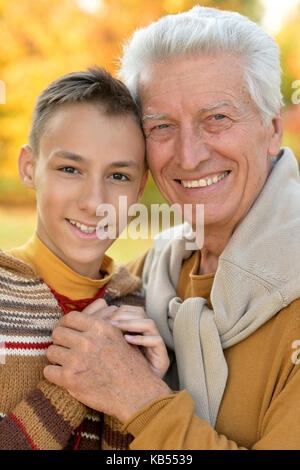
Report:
19,103,147,279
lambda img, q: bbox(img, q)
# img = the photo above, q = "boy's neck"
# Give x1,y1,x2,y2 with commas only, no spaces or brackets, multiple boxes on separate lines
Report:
36,229,105,280
8,233,114,300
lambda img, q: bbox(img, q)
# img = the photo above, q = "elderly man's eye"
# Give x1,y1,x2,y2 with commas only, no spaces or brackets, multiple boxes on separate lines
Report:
213,114,226,120
145,122,174,141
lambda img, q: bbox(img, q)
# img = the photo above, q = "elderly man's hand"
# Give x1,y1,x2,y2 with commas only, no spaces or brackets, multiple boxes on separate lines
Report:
43,299,171,423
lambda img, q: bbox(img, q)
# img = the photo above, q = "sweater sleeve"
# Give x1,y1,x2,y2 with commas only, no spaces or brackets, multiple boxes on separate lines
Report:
122,391,247,450
0,379,87,450
123,365,300,451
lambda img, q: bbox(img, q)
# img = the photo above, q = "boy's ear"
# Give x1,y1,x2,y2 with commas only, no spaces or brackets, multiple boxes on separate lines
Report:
137,169,149,200
18,145,36,189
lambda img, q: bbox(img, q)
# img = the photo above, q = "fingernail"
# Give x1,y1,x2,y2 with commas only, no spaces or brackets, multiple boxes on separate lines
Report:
110,320,120,327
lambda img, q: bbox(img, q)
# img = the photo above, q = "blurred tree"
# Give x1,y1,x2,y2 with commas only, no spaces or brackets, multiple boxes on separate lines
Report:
276,4,300,162
276,5,300,107
0,0,263,205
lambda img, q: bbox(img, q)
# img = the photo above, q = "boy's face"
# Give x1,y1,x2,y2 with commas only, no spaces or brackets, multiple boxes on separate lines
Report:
19,103,147,278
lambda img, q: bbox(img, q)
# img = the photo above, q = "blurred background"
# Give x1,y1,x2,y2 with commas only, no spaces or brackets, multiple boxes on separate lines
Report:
0,0,300,262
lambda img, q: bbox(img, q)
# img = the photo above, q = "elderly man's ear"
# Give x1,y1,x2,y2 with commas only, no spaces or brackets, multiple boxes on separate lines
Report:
268,111,284,157
18,145,36,189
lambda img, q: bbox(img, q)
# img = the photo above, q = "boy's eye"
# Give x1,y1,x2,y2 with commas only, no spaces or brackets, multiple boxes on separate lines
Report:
109,173,129,182
59,166,78,174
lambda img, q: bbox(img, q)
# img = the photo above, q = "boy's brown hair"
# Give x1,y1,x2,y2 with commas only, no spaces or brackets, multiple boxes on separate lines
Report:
29,66,142,156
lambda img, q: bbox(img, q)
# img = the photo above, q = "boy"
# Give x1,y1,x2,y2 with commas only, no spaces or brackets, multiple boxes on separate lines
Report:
0,67,169,450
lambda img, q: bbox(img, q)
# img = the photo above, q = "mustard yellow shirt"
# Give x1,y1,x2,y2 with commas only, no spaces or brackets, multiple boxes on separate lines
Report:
8,234,114,299
125,250,300,449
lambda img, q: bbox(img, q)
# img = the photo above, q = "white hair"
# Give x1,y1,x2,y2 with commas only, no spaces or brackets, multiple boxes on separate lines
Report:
118,6,283,122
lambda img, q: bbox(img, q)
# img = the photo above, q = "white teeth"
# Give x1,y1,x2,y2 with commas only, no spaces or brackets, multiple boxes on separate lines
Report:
181,171,229,188
69,219,96,234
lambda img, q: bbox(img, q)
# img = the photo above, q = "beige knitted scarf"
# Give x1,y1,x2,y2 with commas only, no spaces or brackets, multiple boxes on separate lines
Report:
142,147,300,426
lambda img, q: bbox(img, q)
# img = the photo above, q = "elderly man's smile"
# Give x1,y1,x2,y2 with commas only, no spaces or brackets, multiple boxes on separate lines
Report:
179,170,230,189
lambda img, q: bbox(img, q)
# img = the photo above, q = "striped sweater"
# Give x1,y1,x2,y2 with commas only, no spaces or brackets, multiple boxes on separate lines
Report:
0,250,145,450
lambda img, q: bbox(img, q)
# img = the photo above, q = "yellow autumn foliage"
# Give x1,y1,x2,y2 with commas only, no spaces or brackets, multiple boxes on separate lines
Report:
0,0,299,205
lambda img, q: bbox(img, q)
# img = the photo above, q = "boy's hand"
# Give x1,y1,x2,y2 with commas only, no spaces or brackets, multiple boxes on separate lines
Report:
101,305,170,378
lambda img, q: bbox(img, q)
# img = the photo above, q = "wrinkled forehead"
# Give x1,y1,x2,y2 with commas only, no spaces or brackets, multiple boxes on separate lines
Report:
137,54,253,116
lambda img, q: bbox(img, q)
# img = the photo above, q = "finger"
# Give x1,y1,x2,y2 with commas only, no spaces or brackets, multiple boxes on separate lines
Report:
124,334,164,348
46,344,71,366
91,305,118,321
57,310,92,332
52,325,82,348
55,311,80,328
83,298,107,315
115,305,147,318
112,318,159,335
106,312,146,323
43,364,65,387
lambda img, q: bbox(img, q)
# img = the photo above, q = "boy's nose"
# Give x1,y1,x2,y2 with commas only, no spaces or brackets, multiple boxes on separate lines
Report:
77,179,104,215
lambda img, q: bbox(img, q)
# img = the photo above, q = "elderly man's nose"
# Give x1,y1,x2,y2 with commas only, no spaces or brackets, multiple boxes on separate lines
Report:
177,128,210,170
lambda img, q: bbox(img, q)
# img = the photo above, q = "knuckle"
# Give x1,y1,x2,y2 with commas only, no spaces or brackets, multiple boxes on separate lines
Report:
146,318,156,330
51,326,62,342
96,298,107,307
104,306,119,318
63,310,80,327
136,307,147,317
45,345,53,360
67,310,80,321
77,334,89,351
94,317,114,334
93,317,105,333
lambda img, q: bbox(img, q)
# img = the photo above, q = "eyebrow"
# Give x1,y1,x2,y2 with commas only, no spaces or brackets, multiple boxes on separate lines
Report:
198,101,238,112
142,113,170,122
108,161,140,169
51,150,140,169
51,150,85,162
142,102,238,122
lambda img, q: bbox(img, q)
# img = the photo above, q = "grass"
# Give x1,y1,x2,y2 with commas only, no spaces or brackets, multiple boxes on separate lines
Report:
0,206,154,264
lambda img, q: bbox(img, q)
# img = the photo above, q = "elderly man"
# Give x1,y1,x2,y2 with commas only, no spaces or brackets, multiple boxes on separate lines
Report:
45,7,300,449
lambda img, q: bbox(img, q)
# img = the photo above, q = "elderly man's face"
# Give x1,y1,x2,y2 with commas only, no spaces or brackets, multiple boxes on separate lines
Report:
139,55,283,230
